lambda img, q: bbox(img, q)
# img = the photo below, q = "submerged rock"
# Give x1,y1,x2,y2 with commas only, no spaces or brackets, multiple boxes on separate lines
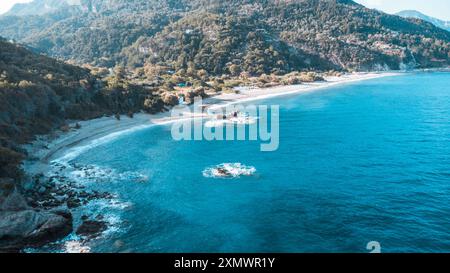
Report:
202,163,256,178
67,199,82,209
0,165,116,251
113,240,125,249
76,219,108,238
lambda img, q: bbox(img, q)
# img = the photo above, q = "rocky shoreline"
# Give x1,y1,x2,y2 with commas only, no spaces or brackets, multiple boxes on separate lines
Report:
0,107,170,252
0,161,118,252
0,72,402,252
0,177,73,252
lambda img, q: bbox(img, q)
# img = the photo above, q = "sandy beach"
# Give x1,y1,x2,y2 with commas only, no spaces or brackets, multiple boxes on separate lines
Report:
23,71,399,172
208,72,400,109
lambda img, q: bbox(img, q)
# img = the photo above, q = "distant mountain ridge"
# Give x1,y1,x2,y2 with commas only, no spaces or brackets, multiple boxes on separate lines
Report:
4,0,82,16
0,0,449,73
396,10,450,32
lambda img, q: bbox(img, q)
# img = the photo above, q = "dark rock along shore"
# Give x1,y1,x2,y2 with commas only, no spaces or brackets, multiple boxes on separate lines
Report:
0,164,116,252
0,178,72,252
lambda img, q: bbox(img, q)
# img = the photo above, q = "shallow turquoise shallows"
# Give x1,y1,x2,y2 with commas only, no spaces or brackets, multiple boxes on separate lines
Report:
62,72,450,253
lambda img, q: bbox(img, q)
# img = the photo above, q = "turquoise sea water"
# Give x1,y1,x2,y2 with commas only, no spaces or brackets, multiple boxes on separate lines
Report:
56,72,450,253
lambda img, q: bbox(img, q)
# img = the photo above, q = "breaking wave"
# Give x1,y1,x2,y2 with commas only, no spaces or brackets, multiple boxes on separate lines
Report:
204,117,258,128
64,240,91,253
67,164,149,184
202,163,256,178
54,123,155,163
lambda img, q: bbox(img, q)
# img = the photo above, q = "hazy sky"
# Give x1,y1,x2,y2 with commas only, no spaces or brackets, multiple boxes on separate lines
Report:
0,0,450,21
355,0,450,20
0,0,32,15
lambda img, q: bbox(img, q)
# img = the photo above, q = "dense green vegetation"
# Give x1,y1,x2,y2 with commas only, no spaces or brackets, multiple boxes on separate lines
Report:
0,0,449,250
1,0,449,75
0,0,188,66
121,13,332,75
0,38,163,181
1,0,450,181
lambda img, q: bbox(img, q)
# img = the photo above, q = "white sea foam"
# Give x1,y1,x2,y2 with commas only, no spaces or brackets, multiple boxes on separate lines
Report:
47,162,134,249
64,240,91,253
102,213,125,236
79,199,131,240
54,123,155,164
204,117,257,128
203,163,256,178
49,72,399,165
95,197,133,210
61,213,123,253
65,164,148,185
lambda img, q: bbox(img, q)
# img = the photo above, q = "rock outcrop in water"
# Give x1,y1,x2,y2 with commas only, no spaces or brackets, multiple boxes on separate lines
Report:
0,178,73,252
0,0,449,252
76,219,108,239
0,38,166,251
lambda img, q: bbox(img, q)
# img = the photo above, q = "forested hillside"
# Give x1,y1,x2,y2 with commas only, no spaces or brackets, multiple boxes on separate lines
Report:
1,0,450,178
0,38,164,181
1,0,449,74
1,0,449,252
